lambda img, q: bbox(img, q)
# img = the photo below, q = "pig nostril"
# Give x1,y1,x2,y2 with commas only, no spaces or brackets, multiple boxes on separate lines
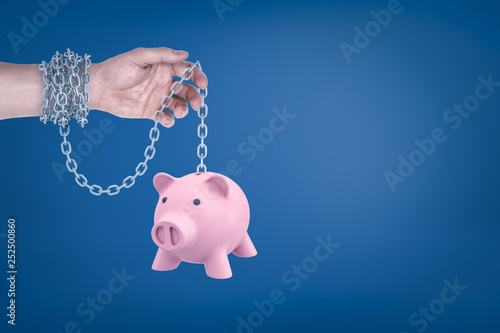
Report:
156,226,165,245
169,227,180,246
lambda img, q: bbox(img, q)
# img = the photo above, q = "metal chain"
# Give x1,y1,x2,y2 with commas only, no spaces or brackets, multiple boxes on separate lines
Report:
58,122,156,196
40,49,90,127
196,62,208,173
56,60,205,196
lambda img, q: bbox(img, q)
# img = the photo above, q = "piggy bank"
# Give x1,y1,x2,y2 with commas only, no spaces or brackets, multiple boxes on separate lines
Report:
151,172,257,279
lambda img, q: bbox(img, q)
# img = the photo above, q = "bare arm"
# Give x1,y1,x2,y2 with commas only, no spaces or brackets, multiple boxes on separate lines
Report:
0,62,46,119
0,47,208,127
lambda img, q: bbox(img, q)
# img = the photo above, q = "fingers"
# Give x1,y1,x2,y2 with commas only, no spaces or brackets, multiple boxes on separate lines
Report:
169,96,189,119
172,62,208,89
171,81,204,111
155,110,175,128
129,47,189,67
156,97,188,128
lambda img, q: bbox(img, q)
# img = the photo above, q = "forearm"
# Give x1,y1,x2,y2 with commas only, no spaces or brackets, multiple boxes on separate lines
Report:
0,63,44,120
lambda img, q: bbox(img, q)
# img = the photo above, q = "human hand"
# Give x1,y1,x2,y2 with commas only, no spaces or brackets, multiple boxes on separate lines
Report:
87,47,208,127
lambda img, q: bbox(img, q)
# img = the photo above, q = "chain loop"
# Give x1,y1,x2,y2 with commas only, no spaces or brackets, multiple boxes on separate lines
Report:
161,95,173,109
149,126,160,142
75,173,88,187
197,123,207,139
60,141,72,155
89,184,103,196
170,81,183,95
181,67,195,81
144,145,156,160
65,158,77,173
197,143,207,157
198,104,208,118
122,176,136,188
135,162,148,177
106,185,120,196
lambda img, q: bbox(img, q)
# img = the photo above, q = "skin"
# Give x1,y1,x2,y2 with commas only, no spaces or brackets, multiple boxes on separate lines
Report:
0,47,208,127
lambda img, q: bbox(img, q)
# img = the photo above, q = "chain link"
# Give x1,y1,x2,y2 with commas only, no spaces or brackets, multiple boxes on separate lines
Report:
54,60,205,196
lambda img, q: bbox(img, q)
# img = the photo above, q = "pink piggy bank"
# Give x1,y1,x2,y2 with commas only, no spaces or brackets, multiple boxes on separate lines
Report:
151,172,257,279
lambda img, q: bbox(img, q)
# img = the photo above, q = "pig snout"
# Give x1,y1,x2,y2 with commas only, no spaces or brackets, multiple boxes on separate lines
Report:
152,221,193,251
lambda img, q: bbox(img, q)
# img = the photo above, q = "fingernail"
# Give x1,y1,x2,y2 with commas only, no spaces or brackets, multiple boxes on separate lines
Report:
182,108,188,117
165,117,172,126
174,50,187,54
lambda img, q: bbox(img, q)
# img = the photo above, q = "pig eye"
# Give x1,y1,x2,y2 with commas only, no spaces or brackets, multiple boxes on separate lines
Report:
162,197,167,203
193,199,201,206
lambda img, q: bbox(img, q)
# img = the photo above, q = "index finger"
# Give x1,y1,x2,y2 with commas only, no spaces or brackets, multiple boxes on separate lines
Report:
128,47,189,67
172,61,208,90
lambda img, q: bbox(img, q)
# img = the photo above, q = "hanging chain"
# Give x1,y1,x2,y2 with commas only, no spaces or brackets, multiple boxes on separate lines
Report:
58,119,157,196
45,51,205,196
155,60,208,173
196,62,208,173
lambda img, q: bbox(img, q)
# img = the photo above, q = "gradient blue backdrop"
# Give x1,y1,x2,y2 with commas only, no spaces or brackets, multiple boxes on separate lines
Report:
1,0,499,332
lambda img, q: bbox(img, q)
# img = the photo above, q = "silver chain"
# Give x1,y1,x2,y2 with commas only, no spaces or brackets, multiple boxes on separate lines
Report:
48,56,206,196
195,62,208,173
58,122,156,196
40,49,90,127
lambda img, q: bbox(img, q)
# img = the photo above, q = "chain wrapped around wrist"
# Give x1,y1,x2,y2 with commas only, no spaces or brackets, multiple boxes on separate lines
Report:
39,49,90,127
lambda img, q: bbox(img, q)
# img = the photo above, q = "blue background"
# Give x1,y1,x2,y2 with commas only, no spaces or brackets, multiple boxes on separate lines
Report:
1,0,500,332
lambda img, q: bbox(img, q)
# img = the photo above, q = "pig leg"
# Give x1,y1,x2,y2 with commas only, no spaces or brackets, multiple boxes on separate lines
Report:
204,252,232,279
232,233,257,258
152,248,181,271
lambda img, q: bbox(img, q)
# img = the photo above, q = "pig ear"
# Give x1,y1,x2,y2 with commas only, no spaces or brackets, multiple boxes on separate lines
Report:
205,174,229,198
153,173,176,193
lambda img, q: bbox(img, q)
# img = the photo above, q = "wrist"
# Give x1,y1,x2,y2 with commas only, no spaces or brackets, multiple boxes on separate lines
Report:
87,62,102,111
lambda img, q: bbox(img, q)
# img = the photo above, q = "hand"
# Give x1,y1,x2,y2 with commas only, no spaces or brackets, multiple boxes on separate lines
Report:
88,47,208,127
